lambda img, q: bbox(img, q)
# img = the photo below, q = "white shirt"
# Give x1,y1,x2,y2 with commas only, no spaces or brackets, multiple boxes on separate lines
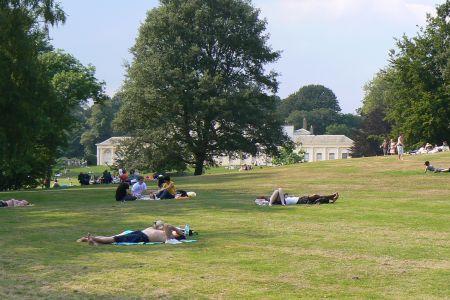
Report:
131,182,147,197
284,196,299,205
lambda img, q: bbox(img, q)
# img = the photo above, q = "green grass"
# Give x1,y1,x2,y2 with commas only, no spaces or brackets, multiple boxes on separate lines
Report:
1,153,450,299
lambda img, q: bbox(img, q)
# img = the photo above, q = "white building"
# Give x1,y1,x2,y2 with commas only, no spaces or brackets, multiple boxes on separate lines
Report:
283,125,353,162
95,137,131,166
96,126,353,166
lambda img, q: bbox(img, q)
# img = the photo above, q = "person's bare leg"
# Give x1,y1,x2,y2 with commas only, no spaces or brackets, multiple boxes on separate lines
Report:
308,192,338,204
269,189,281,206
87,235,116,245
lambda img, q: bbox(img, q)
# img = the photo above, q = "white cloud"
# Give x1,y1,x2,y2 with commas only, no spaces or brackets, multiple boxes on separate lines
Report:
255,0,437,25
405,3,437,24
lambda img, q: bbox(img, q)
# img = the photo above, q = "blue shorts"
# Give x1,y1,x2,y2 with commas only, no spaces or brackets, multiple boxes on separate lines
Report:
114,231,149,243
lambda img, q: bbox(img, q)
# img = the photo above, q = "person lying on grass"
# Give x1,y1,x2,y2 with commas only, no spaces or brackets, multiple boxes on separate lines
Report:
424,161,450,173
262,188,339,206
77,220,186,245
0,199,31,207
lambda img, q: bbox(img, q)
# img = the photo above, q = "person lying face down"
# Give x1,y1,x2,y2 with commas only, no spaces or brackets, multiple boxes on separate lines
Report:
76,220,186,245
267,188,339,206
0,199,30,207
424,161,450,173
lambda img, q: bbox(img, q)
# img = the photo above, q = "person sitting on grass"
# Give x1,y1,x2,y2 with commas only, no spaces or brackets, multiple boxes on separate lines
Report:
115,182,137,201
155,175,176,199
52,179,60,188
0,199,31,207
424,161,450,173
266,188,339,206
131,176,147,198
76,220,186,245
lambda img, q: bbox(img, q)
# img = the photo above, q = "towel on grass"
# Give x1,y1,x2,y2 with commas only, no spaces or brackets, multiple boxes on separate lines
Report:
113,230,197,245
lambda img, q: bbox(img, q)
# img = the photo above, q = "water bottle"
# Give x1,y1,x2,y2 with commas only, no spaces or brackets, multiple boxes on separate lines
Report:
184,224,190,238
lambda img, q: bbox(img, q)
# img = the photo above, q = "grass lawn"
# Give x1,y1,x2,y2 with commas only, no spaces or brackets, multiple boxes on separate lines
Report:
1,153,449,299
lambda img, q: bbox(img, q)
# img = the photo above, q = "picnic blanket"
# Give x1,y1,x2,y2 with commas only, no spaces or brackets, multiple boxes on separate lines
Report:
113,230,197,246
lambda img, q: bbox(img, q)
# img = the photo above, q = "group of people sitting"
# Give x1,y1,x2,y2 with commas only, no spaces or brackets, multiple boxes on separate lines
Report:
410,141,449,155
115,174,178,201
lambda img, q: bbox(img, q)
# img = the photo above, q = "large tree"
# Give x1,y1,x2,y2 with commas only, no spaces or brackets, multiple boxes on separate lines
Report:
0,0,65,189
383,1,450,147
278,85,341,118
116,0,287,175
278,84,343,135
0,1,106,189
40,50,107,168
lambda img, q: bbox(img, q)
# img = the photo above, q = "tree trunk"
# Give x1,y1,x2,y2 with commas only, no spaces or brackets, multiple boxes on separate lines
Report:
194,155,205,176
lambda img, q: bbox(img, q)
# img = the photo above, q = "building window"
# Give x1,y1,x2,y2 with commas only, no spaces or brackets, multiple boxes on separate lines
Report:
342,153,348,159
316,153,322,161
329,153,335,160
304,153,309,162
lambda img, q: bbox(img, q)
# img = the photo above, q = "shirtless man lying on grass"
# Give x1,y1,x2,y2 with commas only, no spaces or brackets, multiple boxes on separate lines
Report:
77,221,186,245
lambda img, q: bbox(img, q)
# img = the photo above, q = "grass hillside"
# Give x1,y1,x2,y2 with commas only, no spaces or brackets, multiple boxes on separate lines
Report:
1,153,449,299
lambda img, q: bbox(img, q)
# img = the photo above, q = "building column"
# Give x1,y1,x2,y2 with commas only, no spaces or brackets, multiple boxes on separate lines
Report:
111,147,115,164
97,147,100,165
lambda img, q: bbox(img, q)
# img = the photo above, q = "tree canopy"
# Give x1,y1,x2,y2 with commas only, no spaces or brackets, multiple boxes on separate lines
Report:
278,85,341,119
0,1,105,189
115,0,287,175
360,1,450,151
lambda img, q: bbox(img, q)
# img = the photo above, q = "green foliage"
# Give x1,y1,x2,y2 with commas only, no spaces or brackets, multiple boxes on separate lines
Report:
325,124,352,137
278,84,341,118
278,84,360,136
354,69,394,157
383,2,449,148
116,0,287,175
272,144,303,165
81,95,123,164
0,2,105,190
359,2,449,152
286,108,339,135
0,0,65,190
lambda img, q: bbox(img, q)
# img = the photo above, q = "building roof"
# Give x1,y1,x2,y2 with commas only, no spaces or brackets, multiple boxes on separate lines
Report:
294,128,311,135
293,135,354,146
95,137,131,146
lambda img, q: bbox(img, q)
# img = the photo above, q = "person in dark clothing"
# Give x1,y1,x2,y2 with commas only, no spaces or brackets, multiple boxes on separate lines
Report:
115,182,136,201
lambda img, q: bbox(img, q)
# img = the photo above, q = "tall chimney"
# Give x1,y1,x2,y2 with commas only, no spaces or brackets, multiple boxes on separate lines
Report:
303,117,307,129
310,125,314,135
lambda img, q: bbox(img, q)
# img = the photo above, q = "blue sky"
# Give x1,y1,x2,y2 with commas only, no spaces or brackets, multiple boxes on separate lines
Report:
49,0,444,113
